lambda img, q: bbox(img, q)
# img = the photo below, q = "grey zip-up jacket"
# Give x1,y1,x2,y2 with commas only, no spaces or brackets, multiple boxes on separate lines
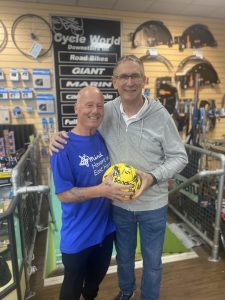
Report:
99,96,188,211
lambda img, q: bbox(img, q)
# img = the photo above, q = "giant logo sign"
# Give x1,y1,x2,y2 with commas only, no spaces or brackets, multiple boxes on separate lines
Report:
51,16,121,131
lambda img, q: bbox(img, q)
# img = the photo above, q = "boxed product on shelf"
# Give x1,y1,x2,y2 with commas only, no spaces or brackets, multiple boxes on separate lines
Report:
0,187,13,213
0,168,12,188
0,138,5,156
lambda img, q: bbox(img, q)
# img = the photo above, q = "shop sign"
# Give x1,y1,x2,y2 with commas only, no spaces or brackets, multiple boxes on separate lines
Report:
51,16,121,131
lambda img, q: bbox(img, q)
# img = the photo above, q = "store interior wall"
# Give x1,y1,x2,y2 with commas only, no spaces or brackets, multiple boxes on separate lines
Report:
0,0,225,182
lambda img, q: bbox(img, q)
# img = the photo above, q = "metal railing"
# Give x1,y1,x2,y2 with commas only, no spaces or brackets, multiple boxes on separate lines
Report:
169,144,225,262
10,135,50,299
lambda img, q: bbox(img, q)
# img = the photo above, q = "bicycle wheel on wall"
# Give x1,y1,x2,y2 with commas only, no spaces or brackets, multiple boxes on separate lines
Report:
11,14,53,59
0,19,8,52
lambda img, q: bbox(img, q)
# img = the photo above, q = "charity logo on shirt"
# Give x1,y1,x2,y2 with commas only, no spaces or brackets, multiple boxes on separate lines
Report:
79,152,110,176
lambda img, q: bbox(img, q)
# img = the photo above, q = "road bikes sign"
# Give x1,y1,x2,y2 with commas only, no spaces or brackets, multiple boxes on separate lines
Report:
51,16,121,131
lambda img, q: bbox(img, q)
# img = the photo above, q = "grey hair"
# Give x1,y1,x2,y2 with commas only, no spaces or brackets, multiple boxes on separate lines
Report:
113,54,145,76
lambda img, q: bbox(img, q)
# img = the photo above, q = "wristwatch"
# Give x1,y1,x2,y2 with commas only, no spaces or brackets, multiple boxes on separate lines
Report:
149,173,158,186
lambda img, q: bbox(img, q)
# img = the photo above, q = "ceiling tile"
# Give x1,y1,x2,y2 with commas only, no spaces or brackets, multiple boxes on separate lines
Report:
114,0,155,11
146,2,189,15
183,4,216,17
7,0,225,20
77,0,117,9
194,0,225,6
152,0,193,4
16,0,37,2
40,0,76,4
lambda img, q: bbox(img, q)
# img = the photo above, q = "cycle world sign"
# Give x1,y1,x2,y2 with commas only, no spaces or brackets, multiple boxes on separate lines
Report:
51,16,121,131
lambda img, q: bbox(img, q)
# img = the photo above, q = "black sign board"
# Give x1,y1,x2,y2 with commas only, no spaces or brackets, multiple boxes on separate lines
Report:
51,16,121,131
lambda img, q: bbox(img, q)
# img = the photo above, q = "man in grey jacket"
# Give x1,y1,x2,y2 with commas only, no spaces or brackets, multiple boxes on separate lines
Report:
50,55,188,300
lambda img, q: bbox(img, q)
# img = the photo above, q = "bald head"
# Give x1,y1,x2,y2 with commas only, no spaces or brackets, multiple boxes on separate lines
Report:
74,86,104,135
76,86,104,105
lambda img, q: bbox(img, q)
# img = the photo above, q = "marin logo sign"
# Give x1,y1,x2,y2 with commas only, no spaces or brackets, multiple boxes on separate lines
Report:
52,16,121,131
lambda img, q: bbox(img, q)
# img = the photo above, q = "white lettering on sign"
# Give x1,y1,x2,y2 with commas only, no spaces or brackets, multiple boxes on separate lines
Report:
66,94,77,100
66,81,112,88
64,119,76,125
54,33,86,45
104,94,113,100
72,67,105,75
69,54,108,62
90,35,121,46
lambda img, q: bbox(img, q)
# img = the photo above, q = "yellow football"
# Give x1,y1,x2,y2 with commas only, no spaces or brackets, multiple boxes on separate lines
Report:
103,163,142,194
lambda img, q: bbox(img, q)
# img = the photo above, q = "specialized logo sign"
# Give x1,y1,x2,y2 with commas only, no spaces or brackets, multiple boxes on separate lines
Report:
52,16,121,131
60,91,117,102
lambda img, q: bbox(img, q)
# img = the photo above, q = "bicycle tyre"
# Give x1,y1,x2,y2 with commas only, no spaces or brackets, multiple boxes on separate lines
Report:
11,14,53,59
0,20,8,52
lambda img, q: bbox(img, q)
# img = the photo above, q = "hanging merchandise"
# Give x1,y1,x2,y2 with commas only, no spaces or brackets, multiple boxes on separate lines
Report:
32,68,51,89
176,55,213,73
131,20,173,48
155,76,171,87
26,106,33,113
12,106,23,119
0,138,5,156
36,93,55,114
8,88,20,100
140,51,174,73
29,42,43,59
0,88,8,100
175,55,220,89
174,99,192,135
180,101,204,187
21,88,33,100
41,117,49,155
11,14,53,59
174,24,217,51
48,117,55,134
41,117,48,138
186,73,201,146
20,68,29,81
199,99,217,131
0,107,10,124
175,62,220,89
8,131,16,155
9,68,19,82
155,77,178,115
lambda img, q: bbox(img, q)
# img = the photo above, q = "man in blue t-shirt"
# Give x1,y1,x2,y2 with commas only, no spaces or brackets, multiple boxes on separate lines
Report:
50,86,132,300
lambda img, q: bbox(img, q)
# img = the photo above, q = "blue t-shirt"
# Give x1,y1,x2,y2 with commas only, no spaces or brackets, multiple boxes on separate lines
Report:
50,130,115,254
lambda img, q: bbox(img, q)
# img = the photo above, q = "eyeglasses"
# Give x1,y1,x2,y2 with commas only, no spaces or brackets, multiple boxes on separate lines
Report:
114,73,143,82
